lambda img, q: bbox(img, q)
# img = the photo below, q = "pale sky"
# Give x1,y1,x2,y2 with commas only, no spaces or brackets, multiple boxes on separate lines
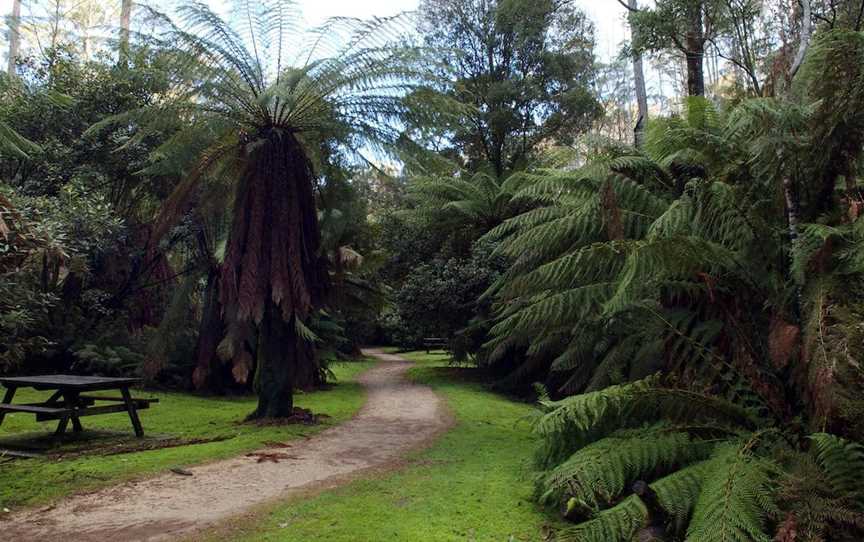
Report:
1,0,630,63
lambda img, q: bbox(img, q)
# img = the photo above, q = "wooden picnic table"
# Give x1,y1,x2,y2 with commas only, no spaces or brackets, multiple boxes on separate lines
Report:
0,375,157,438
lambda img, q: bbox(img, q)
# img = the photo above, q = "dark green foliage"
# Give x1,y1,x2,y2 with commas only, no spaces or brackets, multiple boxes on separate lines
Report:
415,0,601,177
386,244,503,354
485,30,864,540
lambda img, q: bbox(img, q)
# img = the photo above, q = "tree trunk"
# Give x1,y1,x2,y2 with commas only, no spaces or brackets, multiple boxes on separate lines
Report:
789,0,811,80
192,268,226,393
628,0,649,148
249,302,305,419
119,0,132,63
782,169,802,317
7,0,22,77
684,3,705,97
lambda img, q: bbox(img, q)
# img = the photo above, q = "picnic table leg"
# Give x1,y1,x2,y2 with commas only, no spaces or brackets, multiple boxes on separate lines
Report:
0,387,16,428
54,414,69,436
67,392,83,433
121,387,144,438
44,390,65,406
54,392,84,436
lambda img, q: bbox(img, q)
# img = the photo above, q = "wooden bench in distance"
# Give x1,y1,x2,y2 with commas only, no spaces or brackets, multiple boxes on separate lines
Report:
422,337,448,353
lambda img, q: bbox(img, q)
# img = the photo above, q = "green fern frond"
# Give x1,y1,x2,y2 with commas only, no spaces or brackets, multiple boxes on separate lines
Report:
537,426,713,513
686,443,777,542
810,433,864,503
556,461,711,542
535,383,758,469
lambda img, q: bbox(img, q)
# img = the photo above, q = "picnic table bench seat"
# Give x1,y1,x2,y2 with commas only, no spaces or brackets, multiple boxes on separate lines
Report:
0,403,73,416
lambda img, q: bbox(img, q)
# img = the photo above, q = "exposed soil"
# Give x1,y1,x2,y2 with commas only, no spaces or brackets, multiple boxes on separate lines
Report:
0,349,452,541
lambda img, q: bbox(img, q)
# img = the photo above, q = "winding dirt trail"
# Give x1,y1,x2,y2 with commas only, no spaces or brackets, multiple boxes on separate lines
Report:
2,349,451,541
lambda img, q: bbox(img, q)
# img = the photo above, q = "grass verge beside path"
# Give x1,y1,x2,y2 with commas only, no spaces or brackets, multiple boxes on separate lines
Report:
201,351,556,542
0,360,373,510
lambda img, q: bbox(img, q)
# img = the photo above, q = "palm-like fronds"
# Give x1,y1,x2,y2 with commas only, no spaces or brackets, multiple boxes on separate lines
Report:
0,121,41,160
500,34,864,540
532,380,784,541
92,0,430,416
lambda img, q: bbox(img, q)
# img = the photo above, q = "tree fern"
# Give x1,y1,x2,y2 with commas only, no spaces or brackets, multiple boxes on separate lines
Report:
556,461,711,542
89,0,432,418
810,433,864,503
686,443,777,542
536,425,713,514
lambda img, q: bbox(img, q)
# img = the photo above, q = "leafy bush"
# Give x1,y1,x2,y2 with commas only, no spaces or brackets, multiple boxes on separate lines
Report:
386,243,504,355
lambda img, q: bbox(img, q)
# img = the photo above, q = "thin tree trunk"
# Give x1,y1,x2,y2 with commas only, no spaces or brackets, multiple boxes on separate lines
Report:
629,0,649,148
192,268,226,393
782,168,802,316
7,0,22,77
119,0,132,63
783,0,810,317
789,0,811,79
684,3,705,97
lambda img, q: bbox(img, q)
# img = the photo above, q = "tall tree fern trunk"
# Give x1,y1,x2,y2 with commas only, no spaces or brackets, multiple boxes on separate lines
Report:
250,302,304,418
221,130,328,419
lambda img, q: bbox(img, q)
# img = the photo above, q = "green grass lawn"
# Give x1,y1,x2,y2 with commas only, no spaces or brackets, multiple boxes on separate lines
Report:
200,351,557,542
0,360,373,510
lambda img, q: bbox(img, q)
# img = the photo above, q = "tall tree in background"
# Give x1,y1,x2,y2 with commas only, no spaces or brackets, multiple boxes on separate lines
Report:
6,0,22,76
119,0,131,61
93,1,425,418
628,0,648,146
416,0,601,177
628,0,721,96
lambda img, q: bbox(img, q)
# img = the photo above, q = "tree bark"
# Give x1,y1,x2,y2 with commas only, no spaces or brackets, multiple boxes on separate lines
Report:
629,0,649,148
192,268,226,393
119,0,132,63
249,302,303,419
782,168,802,317
684,2,705,96
7,0,22,77
789,0,811,79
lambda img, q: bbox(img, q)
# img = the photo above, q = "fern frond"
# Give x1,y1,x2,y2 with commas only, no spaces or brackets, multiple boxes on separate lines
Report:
686,443,777,542
810,433,864,503
537,426,713,513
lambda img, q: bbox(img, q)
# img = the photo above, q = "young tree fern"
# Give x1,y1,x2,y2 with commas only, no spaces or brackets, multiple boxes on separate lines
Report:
90,0,430,417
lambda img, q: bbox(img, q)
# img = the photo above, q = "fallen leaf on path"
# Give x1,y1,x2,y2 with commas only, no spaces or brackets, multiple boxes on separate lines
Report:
245,452,299,463
262,441,293,448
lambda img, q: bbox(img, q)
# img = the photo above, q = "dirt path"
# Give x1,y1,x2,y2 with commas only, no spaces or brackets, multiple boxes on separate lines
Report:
2,349,451,541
